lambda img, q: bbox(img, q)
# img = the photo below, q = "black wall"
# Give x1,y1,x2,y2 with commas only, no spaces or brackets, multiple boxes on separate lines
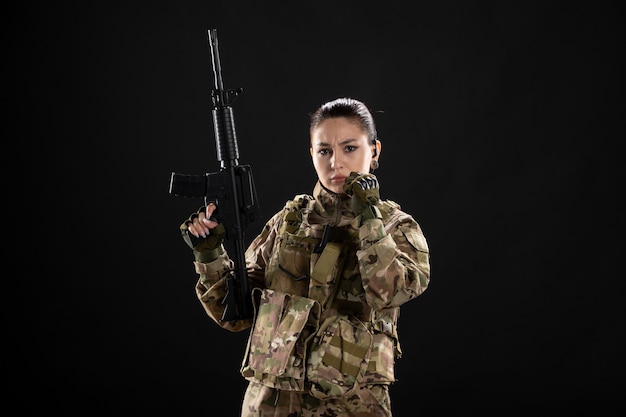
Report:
10,1,623,415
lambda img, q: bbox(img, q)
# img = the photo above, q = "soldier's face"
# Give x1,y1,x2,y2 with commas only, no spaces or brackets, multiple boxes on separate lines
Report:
310,117,376,194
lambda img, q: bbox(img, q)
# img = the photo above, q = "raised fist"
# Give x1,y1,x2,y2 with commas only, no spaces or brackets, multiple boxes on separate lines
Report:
343,171,380,216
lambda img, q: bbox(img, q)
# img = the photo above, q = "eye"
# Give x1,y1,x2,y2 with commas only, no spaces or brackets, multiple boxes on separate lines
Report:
318,149,330,156
345,145,357,152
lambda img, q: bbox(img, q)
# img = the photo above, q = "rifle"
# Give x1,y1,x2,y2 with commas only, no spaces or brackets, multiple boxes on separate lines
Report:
169,29,260,323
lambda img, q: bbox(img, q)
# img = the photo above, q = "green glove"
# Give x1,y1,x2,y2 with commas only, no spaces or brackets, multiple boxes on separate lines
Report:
343,172,382,221
180,206,226,256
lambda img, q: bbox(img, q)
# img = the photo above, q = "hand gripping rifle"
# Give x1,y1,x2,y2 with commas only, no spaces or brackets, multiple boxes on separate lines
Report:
169,29,260,323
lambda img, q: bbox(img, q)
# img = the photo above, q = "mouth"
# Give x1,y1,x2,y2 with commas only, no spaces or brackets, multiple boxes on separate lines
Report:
330,176,346,183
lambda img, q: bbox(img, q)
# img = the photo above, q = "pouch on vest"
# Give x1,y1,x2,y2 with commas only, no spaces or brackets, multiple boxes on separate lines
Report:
307,315,373,399
241,288,320,391
308,242,346,310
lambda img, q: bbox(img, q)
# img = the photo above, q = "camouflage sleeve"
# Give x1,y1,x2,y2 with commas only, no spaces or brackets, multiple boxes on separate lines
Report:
193,211,283,332
194,251,253,332
244,210,284,287
357,211,430,310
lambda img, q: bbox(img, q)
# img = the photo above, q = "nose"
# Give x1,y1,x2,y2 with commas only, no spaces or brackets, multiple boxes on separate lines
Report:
329,151,342,169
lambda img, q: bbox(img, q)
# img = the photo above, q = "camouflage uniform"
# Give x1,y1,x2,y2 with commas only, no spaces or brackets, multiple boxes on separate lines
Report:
192,182,430,416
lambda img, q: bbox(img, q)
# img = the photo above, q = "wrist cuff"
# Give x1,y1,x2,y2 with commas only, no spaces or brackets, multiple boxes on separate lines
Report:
360,205,383,223
194,245,225,263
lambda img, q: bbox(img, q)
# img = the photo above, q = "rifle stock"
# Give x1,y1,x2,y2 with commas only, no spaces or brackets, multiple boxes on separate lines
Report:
169,28,260,323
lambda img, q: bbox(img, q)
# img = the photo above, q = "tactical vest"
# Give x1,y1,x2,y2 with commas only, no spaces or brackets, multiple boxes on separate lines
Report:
240,194,401,398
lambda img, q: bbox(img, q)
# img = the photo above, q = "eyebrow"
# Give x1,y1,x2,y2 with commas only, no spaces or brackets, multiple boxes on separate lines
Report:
313,138,358,147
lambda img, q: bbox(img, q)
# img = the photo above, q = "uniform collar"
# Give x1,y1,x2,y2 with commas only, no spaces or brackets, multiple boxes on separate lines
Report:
310,181,356,227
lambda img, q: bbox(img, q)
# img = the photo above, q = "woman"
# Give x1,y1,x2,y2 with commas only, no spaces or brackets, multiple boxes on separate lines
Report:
181,97,431,416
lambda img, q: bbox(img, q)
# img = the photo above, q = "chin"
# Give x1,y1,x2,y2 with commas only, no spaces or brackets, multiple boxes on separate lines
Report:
329,185,345,194
321,181,343,195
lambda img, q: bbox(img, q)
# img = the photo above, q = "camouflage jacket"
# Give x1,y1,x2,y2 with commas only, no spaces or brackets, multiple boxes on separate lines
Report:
193,181,430,394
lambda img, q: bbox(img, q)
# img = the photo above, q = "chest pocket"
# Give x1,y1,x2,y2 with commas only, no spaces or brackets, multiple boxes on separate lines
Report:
266,233,319,297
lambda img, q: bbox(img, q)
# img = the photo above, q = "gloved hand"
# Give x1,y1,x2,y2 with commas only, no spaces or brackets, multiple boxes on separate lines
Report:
343,171,381,218
180,203,226,252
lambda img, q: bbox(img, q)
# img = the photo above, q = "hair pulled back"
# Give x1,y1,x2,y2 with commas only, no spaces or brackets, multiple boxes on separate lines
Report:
309,97,378,145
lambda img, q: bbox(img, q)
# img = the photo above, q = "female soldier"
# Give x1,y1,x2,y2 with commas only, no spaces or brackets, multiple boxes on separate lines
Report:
181,97,430,416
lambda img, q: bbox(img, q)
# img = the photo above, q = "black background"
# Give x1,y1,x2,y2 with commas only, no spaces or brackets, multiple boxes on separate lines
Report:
10,1,623,415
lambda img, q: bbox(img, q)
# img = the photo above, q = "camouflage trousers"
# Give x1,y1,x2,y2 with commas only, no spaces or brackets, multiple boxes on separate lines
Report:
241,381,392,417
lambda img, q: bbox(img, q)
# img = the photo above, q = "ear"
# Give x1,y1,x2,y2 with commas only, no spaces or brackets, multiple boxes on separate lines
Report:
373,139,382,159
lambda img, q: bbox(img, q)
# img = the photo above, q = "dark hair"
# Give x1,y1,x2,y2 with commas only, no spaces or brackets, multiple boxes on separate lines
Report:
309,97,378,145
